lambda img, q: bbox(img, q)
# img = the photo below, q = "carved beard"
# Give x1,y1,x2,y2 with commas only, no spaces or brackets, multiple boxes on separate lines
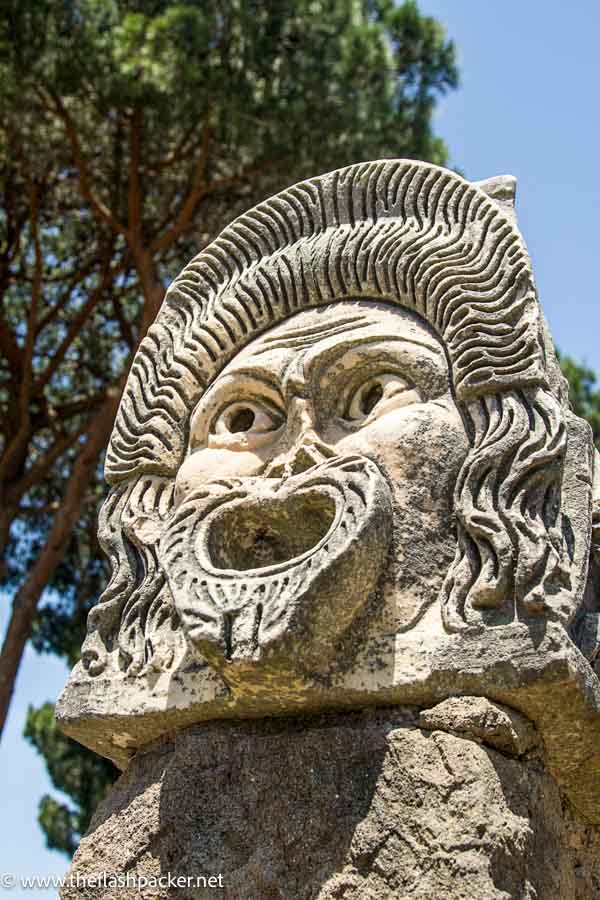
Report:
160,455,393,678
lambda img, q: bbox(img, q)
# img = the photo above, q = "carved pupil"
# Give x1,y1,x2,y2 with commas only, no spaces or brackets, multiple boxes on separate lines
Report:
229,407,255,433
361,382,383,416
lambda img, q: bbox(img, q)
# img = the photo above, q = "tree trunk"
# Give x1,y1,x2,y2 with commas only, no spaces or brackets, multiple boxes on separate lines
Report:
0,390,121,739
132,248,165,339
0,502,19,579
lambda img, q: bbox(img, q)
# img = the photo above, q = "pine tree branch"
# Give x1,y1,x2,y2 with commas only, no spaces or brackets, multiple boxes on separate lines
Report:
111,292,136,350
127,106,143,238
146,121,198,175
35,258,99,335
0,318,21,372
4,421,90,506
36,85,128,237
21,177,44,408
149,118,211,255
0,387,122,740
32,265,115,397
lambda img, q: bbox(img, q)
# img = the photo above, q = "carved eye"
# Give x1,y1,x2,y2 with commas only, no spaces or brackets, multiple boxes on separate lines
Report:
211,401,283,439
345,374,419,423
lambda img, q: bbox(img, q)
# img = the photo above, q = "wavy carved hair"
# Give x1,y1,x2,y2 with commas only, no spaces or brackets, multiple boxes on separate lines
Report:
83,160,574,676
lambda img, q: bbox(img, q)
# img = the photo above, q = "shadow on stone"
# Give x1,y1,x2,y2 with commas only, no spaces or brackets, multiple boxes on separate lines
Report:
155,710,393,898
61,704,600,899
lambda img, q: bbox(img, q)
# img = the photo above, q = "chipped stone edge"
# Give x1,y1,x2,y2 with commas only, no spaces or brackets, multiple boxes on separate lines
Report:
57,621,600,824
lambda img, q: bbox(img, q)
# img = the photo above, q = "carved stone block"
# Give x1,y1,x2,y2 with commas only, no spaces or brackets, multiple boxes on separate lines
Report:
57,159,600,829
62,708,600,899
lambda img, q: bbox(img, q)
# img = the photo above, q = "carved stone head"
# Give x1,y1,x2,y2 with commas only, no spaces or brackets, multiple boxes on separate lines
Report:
58,160,600,773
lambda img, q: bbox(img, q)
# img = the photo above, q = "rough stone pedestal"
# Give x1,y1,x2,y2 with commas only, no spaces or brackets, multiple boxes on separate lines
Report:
62,706,600,900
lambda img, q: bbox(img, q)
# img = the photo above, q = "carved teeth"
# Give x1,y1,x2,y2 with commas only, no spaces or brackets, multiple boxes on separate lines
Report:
159,453,393,672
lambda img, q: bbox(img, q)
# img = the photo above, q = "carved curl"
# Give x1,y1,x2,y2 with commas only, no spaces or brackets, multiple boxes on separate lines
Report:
81,159,588,675
442,387,570,631
82,477,179,675
105,160,547,482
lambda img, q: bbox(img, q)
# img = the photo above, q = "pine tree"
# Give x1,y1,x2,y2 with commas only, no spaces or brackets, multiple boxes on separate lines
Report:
1,0,458,852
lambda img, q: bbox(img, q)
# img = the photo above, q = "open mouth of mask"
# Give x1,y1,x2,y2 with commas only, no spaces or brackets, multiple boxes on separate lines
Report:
160,454,393,676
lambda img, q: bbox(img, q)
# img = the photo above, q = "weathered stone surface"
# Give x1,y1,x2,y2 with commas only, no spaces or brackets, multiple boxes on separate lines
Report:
62,159,600,704
57,158,600,894
59,618,600,823
419,696,539,756
62,709,600,900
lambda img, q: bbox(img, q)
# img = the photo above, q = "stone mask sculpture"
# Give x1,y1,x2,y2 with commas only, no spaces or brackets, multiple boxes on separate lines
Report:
58,160,600,819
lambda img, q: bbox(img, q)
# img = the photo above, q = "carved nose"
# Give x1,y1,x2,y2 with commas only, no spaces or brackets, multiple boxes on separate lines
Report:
265,437,333,478
265,393,334,478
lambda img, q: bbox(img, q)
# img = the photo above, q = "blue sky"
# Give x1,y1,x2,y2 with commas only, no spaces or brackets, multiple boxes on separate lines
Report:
419,0,600,374
1,2,599,894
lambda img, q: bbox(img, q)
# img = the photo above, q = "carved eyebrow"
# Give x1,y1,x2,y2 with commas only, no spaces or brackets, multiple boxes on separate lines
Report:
257,314,372,351
199,368,283,400
302,332,447,379
271,332,446,406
